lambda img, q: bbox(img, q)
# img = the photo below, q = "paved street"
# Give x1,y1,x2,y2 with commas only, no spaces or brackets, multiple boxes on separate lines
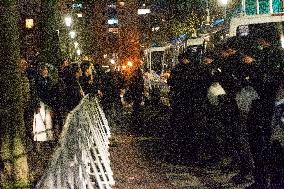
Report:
109,104,254,189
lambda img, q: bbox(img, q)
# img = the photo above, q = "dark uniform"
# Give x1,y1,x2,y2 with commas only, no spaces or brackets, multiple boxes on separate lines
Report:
214,36,257,180
215,51,253,178
128,67,144,124
168,54,213,163
246,46,284,188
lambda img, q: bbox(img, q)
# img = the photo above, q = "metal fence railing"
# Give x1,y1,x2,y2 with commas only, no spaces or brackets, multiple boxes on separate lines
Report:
36,95,115,189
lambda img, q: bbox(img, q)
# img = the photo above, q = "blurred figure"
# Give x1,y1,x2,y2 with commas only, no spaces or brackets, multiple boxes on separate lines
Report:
80,61,100,95
245,34,284,189
20,58,37,147
199,51,225,163
142,68,151,106
159,69,171,107
214,37,253,183
58,58,70,79
127,66,144,126
100,65,125,127
63,63,84,113
33,64,56,142
167,51,213,164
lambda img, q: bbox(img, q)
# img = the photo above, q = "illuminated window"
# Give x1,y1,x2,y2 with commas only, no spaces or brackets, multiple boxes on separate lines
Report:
108,4,116,8
108,28,119,33
71,3,82,9
138,9,151,15
25,19,34,28
108,18,118,25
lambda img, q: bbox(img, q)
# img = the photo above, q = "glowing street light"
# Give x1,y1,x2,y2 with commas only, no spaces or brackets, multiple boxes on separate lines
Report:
220,0,228,5
64,16,72,27
119,1,125,6
110,59,115,64
69,31,76,39
25,19,34,28
127,61,133,67
76,49,81,56
74,41,79,48
219,0,229,19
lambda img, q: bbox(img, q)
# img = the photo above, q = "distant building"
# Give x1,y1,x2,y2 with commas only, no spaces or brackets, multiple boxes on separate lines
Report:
18,0,41,62
89,0,140,67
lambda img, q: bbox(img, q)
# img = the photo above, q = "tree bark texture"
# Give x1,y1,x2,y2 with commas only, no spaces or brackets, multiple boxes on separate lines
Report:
0,1,30,188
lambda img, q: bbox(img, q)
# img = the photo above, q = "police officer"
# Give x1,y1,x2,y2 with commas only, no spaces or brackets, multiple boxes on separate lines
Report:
168,50,213,164
215,37,253,183
246,33,284,189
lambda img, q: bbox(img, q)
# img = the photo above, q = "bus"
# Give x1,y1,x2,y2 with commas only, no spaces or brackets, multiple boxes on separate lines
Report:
228,0,284,47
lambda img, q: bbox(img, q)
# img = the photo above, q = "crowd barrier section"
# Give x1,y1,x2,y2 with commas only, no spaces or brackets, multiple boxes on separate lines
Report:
36,95,115,189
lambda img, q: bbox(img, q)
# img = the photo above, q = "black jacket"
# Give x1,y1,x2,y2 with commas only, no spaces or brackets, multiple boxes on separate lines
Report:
79,75,99,95
63,78,84,112
35,75,56,109
250,46,284,102
168,62,213,104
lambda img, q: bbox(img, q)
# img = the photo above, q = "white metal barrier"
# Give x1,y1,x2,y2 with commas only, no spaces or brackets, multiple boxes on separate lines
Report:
36,95,115,189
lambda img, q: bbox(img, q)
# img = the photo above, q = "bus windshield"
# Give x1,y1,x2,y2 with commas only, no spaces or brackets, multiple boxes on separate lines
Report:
236,22,284,47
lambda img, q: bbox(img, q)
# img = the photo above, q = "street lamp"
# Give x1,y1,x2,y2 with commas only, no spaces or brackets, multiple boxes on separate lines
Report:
127,61,133,67
205,0,210,25
110,59,115,64
76,49,81,56
74,41,79,48
219,0,228,19
64,16,72,27
220,0,228,5
69,31,76,39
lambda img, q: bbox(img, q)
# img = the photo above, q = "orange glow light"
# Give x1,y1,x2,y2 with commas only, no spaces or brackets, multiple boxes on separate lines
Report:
122,65,127,69
127,61,133,67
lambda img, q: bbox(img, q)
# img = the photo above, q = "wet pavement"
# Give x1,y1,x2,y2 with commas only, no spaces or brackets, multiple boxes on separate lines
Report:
109,104,254,189
29,103,255,188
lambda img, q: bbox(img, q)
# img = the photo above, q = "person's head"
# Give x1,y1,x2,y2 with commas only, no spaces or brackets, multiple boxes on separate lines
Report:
19,58,28,74
178,53,190,64
69,63,82,80
237,36,259,65
62,59,70,68
240,47,257,65
39,64,49,78
256,37,272,49
144,67,150,73
218,37,240,58
80,61,93,77
254,26,277,49
202,51,215,65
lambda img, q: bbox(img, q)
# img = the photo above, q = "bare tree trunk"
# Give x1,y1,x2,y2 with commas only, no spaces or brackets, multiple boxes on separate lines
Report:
0,1,30,188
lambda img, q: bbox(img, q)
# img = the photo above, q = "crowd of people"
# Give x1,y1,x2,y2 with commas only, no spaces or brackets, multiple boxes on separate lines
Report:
167,33,284,188
20,57,146,148
19,31,284,189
